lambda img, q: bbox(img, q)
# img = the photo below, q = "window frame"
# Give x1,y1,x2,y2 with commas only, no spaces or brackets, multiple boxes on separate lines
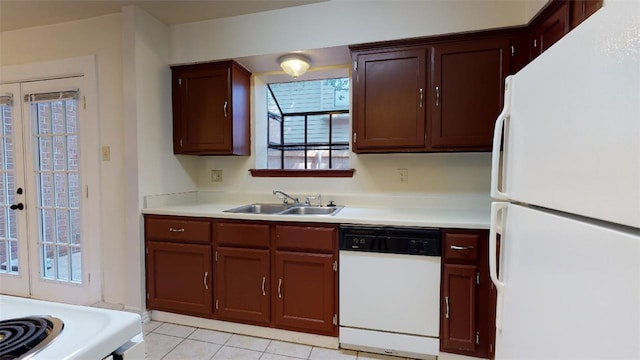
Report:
256,79,353,175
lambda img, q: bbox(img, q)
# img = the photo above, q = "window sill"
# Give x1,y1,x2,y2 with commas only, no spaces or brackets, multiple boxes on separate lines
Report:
249,169,355,178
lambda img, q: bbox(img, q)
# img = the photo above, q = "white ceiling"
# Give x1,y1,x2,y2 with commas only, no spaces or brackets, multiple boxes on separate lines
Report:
0,0,327,32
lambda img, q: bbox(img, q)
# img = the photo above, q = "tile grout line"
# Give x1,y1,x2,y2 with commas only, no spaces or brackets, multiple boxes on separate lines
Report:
145,322,409,360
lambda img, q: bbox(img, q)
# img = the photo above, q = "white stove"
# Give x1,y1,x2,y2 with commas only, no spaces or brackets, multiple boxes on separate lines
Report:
0,295,144,359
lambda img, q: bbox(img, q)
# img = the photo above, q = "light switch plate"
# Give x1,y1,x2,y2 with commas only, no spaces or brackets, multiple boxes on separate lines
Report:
101,146,110,161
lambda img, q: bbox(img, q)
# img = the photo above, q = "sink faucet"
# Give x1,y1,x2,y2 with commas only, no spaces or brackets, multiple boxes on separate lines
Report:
273,190,299,205
305,194,322,207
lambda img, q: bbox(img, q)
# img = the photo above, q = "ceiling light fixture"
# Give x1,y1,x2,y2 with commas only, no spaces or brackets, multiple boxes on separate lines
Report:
278,54,311,78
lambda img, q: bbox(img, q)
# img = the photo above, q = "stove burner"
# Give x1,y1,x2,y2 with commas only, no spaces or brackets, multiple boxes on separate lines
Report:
0,316,63,359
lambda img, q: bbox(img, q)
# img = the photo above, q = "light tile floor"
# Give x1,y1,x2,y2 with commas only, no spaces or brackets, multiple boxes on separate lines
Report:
143,321,415,360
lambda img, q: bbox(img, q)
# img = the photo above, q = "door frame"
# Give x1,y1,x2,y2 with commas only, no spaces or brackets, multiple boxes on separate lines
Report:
0,56,102,305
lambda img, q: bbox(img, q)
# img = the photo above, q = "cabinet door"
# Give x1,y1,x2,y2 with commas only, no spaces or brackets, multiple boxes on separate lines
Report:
530,1,570,59
570,0,603,29
431,37,510,150
216,247,270,324
146,241,212,317
173,66,231,153
273,251,336,335
353,48,427,152
442,263,478,353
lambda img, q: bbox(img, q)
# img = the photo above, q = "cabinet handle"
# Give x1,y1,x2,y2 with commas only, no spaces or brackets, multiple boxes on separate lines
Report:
419,88,423,108
169,228,185,233
445,296,450,319
204,271,209,290
435,86,440,106
450,245,474,251
278,278,283,298
223,101,228,118
261,276,266,296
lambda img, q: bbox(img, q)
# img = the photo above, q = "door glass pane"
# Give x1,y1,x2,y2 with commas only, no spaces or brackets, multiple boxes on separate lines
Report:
0,103,19,274
32,100,82,284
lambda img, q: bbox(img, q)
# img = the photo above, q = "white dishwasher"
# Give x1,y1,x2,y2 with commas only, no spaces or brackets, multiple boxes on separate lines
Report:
339,225,441,360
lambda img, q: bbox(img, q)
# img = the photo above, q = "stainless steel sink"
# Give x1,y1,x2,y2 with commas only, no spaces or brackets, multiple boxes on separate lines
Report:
279,206,343,216
223,203,343,216
223,203,290,214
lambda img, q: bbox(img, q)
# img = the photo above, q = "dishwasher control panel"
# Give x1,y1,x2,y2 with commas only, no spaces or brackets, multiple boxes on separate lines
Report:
339,225,441,256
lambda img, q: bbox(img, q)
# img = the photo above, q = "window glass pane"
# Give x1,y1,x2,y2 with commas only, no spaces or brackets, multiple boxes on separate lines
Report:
267,86,281,116
332,113,350,143
267,77,350,170
331,149,351,170
283,116,305,144
267,148,282,169
283,150,305,169
269,78,349,114
268,117,281,144
33,98,81,284
37,104,52,135
308,115,329,144
38,137,52,171
307,150,329,169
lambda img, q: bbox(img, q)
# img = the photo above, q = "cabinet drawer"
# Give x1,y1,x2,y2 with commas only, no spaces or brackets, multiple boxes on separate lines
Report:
275,225,336,252
145,217,211,244
443,232,479,261
216,222,270,248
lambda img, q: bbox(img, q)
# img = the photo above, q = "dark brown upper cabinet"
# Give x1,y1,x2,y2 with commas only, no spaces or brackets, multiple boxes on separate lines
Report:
530,1,570,60
351,32,513,153
349,0,601,154
171,60,251,155
431,37,510,150
530,0,602,60
352,48,428,153
570,0,603,29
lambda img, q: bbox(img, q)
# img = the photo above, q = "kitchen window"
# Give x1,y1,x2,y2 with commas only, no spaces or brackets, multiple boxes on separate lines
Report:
264,78,351,171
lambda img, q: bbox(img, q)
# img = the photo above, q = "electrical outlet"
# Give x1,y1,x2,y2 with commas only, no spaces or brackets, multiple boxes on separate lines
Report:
101,146,110,161
211,169,223,182
397,168,408,184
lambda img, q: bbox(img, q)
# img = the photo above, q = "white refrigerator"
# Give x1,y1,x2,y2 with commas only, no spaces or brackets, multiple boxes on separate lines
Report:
489,0,640,359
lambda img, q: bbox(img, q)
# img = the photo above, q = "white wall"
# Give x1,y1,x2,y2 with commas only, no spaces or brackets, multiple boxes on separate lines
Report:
0,0,542,309
170,1,524,197
122,6,199,310
0,14,131,305
170,1,531,64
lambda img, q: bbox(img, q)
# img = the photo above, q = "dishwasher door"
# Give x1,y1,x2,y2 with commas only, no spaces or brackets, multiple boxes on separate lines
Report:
339,250,441,337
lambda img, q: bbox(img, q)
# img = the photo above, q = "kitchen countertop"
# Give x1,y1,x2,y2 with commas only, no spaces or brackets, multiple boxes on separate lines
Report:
142,192,491,229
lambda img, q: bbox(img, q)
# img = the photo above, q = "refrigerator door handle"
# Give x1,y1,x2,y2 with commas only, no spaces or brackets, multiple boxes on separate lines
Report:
490,202,507,330
490,76,512,200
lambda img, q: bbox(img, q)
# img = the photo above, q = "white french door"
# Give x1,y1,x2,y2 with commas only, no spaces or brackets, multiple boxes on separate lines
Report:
0,76,99,305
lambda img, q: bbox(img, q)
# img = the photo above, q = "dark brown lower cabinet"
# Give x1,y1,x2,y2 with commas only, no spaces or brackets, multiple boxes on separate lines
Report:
442,263,478,352
440,229,495,358
145,216,339,337
216,247,270,324
273,251,336,335
146,241,213,317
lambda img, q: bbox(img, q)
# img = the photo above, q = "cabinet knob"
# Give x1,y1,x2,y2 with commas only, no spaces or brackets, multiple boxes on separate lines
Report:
435,86,441,106
223,101,228,118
